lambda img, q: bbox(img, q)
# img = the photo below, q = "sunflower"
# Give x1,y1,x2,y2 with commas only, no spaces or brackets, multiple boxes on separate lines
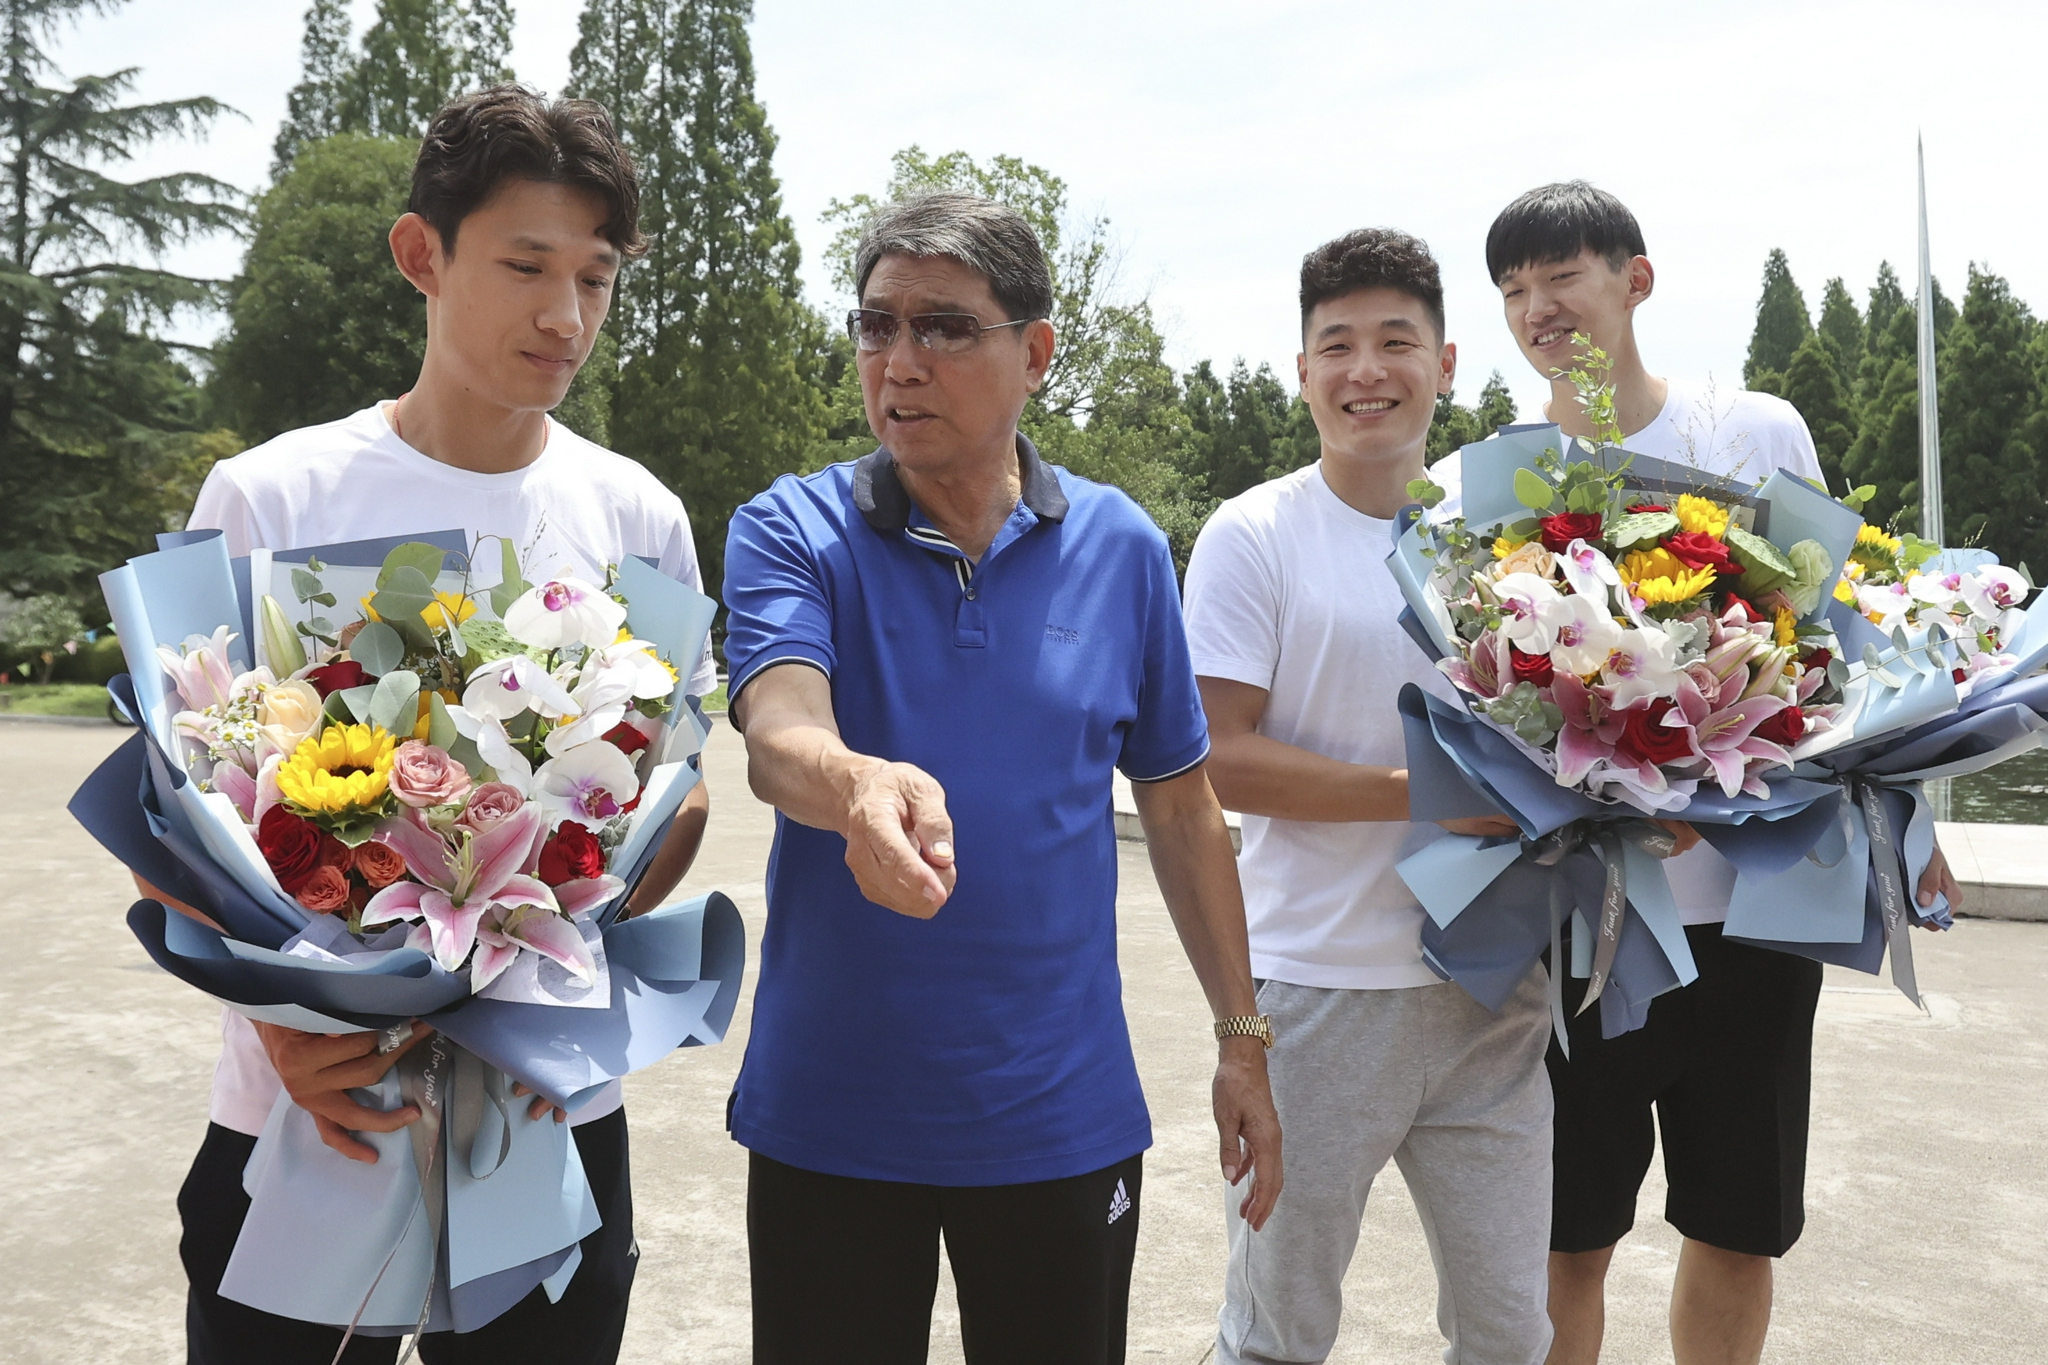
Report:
358,590,477,631
278,723,397,814
1491,533,1528,560
1621,547,1716,605
1856,523,1902,555
1835,576,1858,604
1774,606,1798,648
1674,494,1730,538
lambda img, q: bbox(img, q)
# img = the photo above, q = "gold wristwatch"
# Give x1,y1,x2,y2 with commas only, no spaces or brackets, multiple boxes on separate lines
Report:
1213,1014,1275,1049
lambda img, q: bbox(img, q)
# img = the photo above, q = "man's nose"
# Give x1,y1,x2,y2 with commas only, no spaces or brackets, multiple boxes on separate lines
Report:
881,324,930,382
535,275,585,340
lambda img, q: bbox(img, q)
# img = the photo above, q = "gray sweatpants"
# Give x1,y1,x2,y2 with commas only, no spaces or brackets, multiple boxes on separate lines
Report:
1216,971,1555,1365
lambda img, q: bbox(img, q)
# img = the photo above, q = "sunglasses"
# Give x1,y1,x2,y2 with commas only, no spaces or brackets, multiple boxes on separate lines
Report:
846,308,1032,354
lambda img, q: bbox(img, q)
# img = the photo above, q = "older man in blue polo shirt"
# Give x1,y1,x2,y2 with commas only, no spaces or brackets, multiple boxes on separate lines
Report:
723,191,1282,1365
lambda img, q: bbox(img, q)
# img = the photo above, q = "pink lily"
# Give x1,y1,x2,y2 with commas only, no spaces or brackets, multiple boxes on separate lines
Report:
361,803,590,986
1440,629,1510,700
1551,670,1626,787
1669,674,1793,798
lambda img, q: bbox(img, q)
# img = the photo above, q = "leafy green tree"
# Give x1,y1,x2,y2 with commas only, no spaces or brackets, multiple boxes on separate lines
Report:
1,592,86,682
1843,305,1925,532
273,0,516,175
1778,333,1855,492
1937,267,2047,567
571,0,826,598
1743,248,1811,387
1428,371,1517,464
1184,359,1294,500
1815,276,1865,382
0,0,246,596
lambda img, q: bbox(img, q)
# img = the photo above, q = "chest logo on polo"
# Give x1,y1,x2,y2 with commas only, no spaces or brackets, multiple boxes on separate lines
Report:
1107,1178,1132,1224
1046,625,1080,645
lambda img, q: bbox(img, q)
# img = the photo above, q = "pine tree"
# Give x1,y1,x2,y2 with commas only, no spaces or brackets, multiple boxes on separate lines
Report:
272,0,517,177
1427,371,1517,463
1937,267,2047,566
0,0,245,597
570,0,826,599
1743,248,1812,387
1815,277,1865,383
1778,333,1855,493
1866,261,1906,352
1843,306,1924,532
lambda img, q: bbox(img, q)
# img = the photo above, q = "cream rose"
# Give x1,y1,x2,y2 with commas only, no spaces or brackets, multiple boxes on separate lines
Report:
1496,542,1558,580
257,680,325,759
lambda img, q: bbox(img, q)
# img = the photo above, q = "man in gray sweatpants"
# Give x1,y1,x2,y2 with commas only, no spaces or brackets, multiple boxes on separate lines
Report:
1182,228,1558,1364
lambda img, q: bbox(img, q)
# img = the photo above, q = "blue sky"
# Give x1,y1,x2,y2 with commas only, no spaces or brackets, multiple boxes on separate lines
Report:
56,0,2048,420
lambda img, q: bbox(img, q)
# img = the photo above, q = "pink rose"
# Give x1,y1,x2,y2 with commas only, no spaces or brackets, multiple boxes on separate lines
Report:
458,781,527,831
388,741,472,809
296,864,351,913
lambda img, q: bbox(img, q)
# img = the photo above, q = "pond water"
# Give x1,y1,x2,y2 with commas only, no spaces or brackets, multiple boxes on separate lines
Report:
1949,748,2048,824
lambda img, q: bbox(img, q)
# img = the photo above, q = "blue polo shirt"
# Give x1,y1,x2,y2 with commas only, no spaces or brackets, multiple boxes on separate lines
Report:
721,436,1210,1186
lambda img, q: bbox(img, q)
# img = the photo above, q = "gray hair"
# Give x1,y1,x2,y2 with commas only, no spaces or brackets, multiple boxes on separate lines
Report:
853,191,1054,324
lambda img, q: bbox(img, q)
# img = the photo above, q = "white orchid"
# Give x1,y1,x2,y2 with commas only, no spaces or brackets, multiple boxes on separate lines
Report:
533,740,641,830
1959,566,2028,624
1599,627,1682,710
1491,573,1570,653
503,577,627,652
1556,539,1632,620
1547,594,1625,676
1908,571,1966,610
462,654,580,721
542,641,674,757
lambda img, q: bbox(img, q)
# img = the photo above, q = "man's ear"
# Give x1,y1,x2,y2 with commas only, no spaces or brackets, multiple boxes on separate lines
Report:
1624,255,1655,313
1437,340,1458,396
1296,352,1308,391
1022,317,1057,393
389,213,446,298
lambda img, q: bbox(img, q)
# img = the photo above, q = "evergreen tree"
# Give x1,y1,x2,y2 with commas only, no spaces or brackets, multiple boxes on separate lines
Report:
570,0,826,599
1427,371,1517,464
1937,267,2047,567
0,0,245,597
273,0,517,176
1184,359,1293,501
1843,306,1924,532
1743,248,1812,387
1815,277,1865,384
1866,261,1906,354
1778,333,1855,492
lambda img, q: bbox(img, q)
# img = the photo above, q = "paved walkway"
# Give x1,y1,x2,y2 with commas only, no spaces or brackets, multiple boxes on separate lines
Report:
3,720,2044,1363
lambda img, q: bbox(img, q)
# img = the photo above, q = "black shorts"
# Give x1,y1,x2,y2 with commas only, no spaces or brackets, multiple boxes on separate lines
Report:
747,1149,1143,1365
1548,922,1823,1258
179,1108,637,1364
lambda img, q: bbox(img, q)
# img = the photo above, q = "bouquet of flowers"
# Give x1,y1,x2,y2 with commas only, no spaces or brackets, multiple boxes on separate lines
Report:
72,528,744,1338
1836,515,2033,693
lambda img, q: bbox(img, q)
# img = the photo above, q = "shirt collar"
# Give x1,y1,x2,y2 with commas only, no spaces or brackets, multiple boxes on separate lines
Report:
853,433,1068,532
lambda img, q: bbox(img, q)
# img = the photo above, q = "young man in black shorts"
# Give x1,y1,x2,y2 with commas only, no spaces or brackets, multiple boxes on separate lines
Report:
1460,181,1963,1365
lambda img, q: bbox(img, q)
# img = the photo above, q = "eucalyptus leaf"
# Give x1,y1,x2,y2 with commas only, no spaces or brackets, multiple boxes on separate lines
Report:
447,732,487,780
290,567,323,603
377,542,451,591
1827,658,1850,690
367,669,421,736
321,689,357,725
1513,467,1558,512
1873,667,1903,689
1603,511,1679,550
428,691,459,749
311,592,337,608
489,536,531,618
334,684,377,724
351,620,405,676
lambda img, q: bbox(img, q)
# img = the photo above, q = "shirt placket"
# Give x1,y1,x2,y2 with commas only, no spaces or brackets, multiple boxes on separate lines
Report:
905,506,1035,649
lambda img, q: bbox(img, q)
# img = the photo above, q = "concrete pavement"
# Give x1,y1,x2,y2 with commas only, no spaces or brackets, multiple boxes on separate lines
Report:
3,719,2044,1363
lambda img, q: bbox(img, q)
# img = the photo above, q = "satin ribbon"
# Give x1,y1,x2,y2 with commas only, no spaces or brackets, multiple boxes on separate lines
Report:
329,1038,520,1364
1528,818,1678,1055
1854,777,1921,1007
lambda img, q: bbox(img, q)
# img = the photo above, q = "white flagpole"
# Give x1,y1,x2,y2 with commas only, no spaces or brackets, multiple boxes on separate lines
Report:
1917,133,1944,545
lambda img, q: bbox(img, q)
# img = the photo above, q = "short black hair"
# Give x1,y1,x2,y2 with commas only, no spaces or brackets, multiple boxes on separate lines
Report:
1485,181,1644,285
410,84,645,260
1298,228,1445,342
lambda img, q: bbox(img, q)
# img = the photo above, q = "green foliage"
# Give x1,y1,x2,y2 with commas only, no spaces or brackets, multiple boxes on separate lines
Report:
0,0,247,598
1,593,87,682
1560,334,1625,447
1815,277,1865,380
1427,372,1516,463
1183,359,1317,500
1938,267,2048,570
212,134,423,440
1778,332,1856,492
273,0,516,175
1744,248,1812,386
572,0,828,602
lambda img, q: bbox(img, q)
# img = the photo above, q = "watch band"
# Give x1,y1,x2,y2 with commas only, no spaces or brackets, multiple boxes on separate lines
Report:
1213,1014,1274,1048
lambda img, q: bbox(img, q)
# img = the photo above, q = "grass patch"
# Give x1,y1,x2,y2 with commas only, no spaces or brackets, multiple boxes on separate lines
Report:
699,682,727,714
0,682,114,718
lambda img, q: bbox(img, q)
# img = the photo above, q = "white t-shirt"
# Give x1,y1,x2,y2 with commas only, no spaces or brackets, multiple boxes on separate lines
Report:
187,402,719,1134
1182,464,1455,990
1432,378,1824,924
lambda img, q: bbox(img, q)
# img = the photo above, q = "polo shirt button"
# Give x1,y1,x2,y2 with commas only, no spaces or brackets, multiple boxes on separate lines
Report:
965,588,977,599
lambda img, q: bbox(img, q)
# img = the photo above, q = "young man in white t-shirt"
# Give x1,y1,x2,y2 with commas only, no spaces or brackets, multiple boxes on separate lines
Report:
1449,180,1962,1365
1186,230,1601,1365
166,87,717,1364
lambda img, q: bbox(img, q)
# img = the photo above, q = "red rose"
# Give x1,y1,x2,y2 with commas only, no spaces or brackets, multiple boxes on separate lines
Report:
256,806,323,893
295,864,351,913
1508,648,1555,687
1952,668,1968,684
603,721,650,757
1724,595,1766,624
537,822,606,886
1614,699,1694,767
1538,512,1605,552
307,660,371,698
1802,648,1833,675
1662,531,1743,575
1752,706,1806,748
1627,503,1668,514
